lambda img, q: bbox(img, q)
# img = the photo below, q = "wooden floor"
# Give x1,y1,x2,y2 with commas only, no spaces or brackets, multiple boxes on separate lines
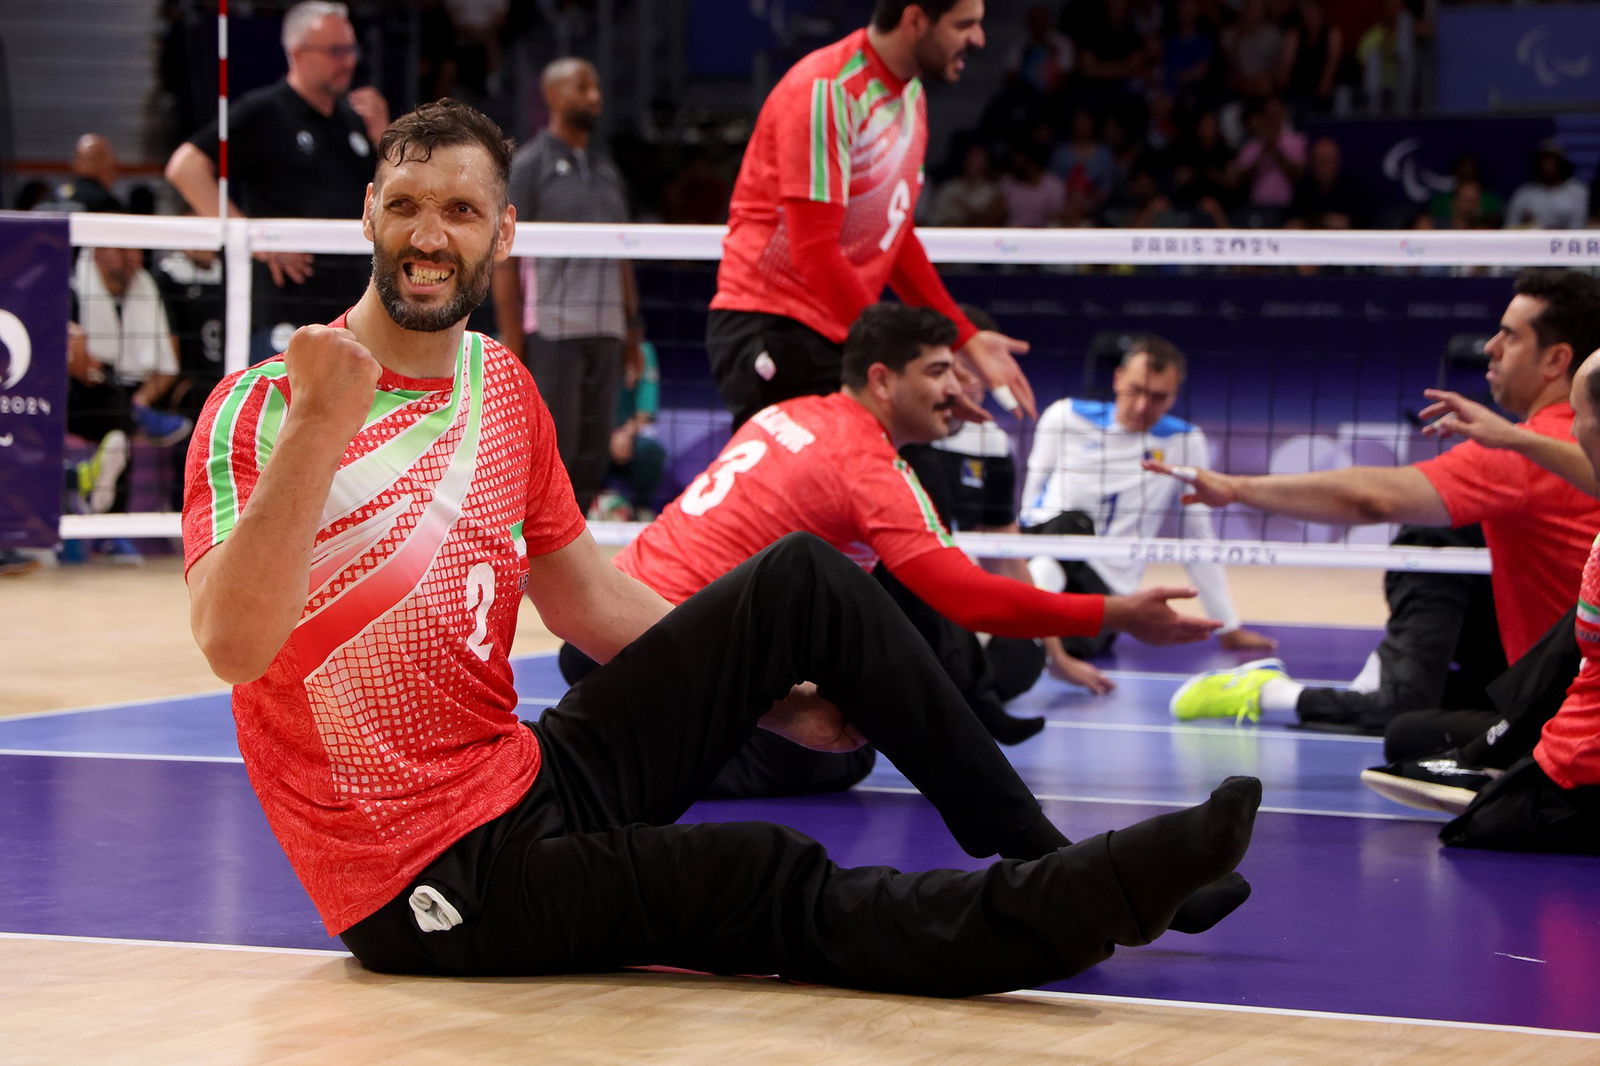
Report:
6,936,1594,1066
9,554,1598,1063
0,555,1387,718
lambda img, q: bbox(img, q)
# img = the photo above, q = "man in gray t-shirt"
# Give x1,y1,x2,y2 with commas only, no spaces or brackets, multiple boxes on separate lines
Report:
493,57,642,513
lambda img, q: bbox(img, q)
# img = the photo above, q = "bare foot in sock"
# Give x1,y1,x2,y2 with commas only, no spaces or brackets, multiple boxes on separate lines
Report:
1105,776,1262,943
973,696,1046,745
1169,871,1252,934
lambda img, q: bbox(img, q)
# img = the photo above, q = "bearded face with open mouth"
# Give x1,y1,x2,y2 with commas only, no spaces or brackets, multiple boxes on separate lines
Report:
371,242,496,333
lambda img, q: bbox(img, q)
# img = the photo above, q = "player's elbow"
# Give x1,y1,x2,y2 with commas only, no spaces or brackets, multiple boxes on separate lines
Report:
192,614,279,685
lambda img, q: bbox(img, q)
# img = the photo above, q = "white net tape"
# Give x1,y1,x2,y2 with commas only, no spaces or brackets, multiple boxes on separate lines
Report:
58,213,1600,570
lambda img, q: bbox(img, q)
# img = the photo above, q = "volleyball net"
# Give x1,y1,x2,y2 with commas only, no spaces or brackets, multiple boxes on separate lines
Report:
10,209,1600,572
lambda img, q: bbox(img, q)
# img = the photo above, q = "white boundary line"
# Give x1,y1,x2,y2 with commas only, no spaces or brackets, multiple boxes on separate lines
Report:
851,784,1438,822
0,748,242,764
0,930,346,956
3,931,1590,1040
1038,720,1385,744
1006,987,1600,1040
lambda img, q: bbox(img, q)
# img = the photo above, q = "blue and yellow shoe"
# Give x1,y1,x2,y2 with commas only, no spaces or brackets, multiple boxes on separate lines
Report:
1169,658,1287,724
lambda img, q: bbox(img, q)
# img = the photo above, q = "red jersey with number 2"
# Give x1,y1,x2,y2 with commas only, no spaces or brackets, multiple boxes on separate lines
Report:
712,28,928,342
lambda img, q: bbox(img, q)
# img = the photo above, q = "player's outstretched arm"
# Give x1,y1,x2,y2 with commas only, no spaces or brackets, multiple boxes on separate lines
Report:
1102,586,1223,646
188,325,379,683
1421,387,1599,496
1143,459,1450,526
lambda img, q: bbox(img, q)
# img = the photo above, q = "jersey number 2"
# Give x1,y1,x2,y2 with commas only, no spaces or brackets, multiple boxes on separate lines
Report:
464,562,496,661
680,441,768,516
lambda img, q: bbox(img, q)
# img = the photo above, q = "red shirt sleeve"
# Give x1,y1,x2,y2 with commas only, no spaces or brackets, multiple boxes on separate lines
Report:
786,197,880,328
887,233,977,348
893,546,1105,637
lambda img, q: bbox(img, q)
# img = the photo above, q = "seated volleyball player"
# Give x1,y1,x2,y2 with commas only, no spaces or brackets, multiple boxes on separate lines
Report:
1361,351,1600,855
1018,335,1279,665
578,302,1227,788
1152,270,1600,734
181,100,1260,996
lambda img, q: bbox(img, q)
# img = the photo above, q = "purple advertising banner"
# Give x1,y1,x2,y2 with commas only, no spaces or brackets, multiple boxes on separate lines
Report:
1437,5,1600,112
0,212,70,549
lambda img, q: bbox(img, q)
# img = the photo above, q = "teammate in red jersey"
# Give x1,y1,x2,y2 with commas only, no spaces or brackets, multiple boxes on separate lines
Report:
183,99,1260,995
709,0,1035,429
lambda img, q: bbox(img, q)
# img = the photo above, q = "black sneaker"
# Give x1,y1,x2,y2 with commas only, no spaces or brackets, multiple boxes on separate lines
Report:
1359,751,1500,815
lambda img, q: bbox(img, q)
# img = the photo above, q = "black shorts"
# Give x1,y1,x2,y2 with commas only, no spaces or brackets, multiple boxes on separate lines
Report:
706,310,844,429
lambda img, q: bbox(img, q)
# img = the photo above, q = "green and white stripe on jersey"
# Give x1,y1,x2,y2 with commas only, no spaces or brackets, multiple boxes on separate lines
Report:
894,457,955,548
202,361,290,547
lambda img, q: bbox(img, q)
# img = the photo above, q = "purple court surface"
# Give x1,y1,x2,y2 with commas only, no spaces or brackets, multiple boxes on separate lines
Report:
5,621,1597,1034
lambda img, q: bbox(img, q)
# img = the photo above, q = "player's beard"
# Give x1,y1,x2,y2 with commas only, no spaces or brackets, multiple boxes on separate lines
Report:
913,35,964,83
371,241,495,333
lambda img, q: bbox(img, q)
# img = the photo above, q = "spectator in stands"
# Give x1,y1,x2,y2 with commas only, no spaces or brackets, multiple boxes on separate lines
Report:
1504,141,1590,231
66,247,193,562
492,57,644,516
1156,270,1600,736
1020,336,1279,667
1357,0,1417,115
1166,109,1236,227
593,339,666,523
1428,154,1504,229
1287,136,1364,229
46,134,126,213
1049,110,1119,220
1279,0,1349,116
164,1,390,359
1221,0,1285,103
1160,0,1220,111
1227,96,1305,214
1000,141,1067,228
929,143,1007,227
1105,166,1180,228
1006,4,1074,98
1441,180,1495,232
72,247,193,451
1072,0,1156,123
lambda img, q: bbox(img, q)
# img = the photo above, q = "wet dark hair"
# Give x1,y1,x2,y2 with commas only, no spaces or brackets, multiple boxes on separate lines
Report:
377,99,515,209
872,1,964,32
842,304,958,388
1513,270,1600,379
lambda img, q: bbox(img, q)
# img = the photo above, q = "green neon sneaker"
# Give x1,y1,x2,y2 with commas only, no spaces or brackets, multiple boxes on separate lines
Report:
1169,658,1288,724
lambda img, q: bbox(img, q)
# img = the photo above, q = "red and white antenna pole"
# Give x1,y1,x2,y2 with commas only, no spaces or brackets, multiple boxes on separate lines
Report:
217,0,229,225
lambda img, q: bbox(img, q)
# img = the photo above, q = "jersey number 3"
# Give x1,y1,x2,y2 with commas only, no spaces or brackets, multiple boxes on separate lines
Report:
681,441,768,516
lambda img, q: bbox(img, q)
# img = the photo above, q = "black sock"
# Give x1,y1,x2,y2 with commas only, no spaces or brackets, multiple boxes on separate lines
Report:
1105,776,1261,942
996,809,1073,860
972,696,1046,745
1168,872,1252,934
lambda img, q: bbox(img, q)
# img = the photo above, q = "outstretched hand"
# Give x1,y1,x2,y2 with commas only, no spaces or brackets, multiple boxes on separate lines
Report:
758,683,867,753
1418,388,1520,449
1219,626,1278,652
1141,458,1236,507
958,330,1037,420
1103,586,1224,646
1046,647,1116,694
